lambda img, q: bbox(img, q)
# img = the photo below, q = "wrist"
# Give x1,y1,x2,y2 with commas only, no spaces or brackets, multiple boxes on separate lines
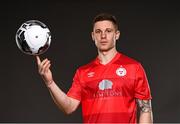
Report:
46,80,54,88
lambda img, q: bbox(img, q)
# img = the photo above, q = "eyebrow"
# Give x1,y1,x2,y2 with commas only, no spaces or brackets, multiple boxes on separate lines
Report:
95,28,113,31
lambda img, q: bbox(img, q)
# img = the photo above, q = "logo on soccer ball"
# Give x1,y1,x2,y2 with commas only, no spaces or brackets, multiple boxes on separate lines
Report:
116,66,127,77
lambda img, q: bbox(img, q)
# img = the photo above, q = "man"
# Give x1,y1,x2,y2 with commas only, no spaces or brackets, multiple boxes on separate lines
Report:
36,13,153,123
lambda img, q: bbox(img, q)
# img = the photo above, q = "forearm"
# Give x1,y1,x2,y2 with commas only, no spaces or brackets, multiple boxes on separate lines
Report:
137,99,153,123
36,57,79,114
139,111,153,123
47,81,73,114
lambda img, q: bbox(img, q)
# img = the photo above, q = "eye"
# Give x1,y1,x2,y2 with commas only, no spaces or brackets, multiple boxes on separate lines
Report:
95,30,101,34
106,29,112,33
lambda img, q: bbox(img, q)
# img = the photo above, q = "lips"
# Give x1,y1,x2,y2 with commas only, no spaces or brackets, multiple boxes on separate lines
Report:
100,41,108,44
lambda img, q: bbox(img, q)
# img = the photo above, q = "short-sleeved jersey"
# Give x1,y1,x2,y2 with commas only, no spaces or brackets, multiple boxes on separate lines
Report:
67,52,152,123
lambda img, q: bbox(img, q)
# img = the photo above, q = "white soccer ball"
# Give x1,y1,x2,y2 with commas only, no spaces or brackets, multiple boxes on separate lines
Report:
15,20,51,55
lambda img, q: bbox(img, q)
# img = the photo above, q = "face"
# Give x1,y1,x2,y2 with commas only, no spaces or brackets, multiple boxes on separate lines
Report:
92,20,120,52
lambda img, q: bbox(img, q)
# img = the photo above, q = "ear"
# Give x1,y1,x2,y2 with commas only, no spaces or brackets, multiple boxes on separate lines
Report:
91,32,95,41
115,30,120,40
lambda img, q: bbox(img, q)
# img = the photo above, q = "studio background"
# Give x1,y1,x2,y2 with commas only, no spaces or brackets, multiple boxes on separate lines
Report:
1,1,180,123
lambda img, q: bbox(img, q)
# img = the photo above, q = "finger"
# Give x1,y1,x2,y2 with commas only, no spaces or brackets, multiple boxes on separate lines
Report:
44,63,51,73
43,60,51,71
40,58,48,67
41,60,51,74
38,59,48,74
36,56,41,65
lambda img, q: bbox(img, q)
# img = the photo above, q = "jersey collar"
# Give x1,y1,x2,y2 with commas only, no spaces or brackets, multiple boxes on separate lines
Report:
94,52,122,66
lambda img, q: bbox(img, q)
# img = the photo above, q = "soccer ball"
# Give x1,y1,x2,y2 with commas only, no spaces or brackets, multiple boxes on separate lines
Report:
15,20,51,55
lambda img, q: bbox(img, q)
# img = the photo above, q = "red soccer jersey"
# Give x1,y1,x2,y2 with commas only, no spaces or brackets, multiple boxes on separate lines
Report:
67,52,152,123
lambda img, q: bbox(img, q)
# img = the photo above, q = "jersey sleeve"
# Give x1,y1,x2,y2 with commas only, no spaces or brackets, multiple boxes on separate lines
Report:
67,69,82,101
134,63,152,100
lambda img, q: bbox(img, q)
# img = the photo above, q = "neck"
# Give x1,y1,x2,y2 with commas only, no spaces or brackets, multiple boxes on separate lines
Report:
98,48,118,65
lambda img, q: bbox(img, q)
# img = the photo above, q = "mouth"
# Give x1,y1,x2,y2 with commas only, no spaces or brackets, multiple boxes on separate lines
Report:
100,41,108,44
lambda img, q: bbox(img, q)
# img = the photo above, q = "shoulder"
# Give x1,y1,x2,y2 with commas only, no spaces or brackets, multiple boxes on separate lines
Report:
117,52,141,65
116,52,147,72
120,53,148,73
76,58,97,72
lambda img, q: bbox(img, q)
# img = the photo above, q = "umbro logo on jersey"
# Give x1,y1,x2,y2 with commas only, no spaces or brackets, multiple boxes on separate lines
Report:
87,72,95,77
116,66,127,77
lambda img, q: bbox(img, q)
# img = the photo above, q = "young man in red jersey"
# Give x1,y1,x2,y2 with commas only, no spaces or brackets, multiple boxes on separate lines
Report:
36,13,153,123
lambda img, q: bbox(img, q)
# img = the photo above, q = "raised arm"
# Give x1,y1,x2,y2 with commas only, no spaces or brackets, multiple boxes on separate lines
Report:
36,56,80,114
137,99,153,123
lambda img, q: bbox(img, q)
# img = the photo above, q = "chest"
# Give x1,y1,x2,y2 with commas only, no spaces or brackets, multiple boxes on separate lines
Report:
80,64,137,100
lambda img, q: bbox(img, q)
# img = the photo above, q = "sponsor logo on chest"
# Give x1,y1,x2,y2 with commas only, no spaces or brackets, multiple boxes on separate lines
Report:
98,79,113,90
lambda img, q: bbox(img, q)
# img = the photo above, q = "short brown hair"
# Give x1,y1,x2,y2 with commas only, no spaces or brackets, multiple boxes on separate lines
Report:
92,13,119,30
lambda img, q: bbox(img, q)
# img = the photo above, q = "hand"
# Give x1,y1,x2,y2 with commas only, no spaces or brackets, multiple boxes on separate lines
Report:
36,56,53,86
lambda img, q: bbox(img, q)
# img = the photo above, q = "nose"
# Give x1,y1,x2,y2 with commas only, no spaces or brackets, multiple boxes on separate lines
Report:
101,32,106,39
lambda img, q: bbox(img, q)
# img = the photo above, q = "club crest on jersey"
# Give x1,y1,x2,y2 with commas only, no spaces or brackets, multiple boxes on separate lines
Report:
116,66,127,77
98,79,113,90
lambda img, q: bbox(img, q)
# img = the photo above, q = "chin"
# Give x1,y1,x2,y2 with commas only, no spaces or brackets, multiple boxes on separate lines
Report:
99,47,112,52
97,44,115,52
